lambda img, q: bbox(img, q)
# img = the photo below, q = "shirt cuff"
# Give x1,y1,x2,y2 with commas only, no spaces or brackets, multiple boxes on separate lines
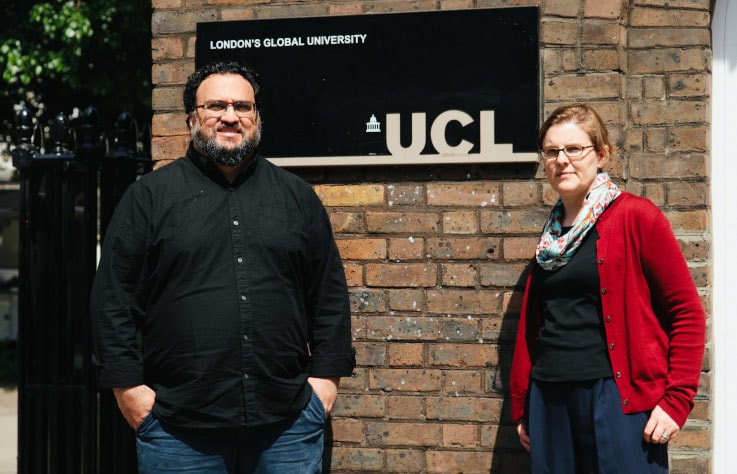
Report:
309,351,356,378
94,360,145,389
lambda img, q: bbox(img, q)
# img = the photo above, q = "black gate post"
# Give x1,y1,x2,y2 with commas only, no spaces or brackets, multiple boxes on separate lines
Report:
11,110,37,474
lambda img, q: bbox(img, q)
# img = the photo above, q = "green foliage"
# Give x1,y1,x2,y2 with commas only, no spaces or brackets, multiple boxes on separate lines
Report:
0,0,152,142
1,1,93,86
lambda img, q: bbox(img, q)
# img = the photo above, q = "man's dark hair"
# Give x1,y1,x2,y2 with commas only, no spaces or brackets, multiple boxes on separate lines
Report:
183,61,260,115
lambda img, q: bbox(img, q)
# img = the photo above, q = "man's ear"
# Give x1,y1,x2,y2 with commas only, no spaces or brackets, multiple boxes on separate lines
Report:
186,113,194,131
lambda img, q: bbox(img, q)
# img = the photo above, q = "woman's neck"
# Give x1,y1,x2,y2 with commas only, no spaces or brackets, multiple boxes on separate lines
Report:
560,197,584,227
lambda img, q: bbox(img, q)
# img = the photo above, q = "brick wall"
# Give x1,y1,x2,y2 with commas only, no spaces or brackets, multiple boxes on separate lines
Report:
150,1,713,472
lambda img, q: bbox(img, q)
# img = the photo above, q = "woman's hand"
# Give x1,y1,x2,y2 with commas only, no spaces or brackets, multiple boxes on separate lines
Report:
517,421,531,452
643,405,680,444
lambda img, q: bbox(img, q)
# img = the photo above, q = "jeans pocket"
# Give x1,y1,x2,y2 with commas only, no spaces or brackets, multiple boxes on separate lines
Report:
309,391,327,422
135,410,156,436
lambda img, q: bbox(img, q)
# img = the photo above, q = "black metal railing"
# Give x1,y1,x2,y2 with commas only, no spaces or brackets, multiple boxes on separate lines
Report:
11,106,152,474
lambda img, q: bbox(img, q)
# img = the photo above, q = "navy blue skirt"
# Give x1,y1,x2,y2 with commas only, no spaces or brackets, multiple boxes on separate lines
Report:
528,378,669,474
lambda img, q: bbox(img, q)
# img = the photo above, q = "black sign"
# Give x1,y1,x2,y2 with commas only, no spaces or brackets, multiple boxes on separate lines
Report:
196,7,539,166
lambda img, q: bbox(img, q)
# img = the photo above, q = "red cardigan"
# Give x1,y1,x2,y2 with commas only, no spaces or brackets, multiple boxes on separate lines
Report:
510,193,705,427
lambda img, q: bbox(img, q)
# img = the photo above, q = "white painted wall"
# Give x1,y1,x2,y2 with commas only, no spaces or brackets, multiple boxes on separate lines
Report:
711,0,736,472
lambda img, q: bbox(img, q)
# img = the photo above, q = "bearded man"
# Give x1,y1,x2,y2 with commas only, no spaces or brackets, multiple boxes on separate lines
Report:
91,61,355,473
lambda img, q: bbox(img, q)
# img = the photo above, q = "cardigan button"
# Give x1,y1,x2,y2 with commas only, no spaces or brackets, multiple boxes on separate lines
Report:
605,316,611,322
598,258,604,264
616,371,621,378
609,343,615,350
601,288,607,295
623,399,629,406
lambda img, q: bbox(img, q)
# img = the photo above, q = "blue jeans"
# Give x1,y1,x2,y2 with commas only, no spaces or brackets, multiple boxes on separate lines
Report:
135,391,326,473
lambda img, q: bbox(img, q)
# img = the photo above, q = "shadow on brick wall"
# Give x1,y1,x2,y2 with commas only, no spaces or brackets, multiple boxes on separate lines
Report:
489,266,532,473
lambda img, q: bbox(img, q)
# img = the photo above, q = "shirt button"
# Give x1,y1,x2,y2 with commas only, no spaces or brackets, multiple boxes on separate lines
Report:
233,220,240,226
243,374,249,380
241,295,247,301
237,257,243,263
243,335,248,341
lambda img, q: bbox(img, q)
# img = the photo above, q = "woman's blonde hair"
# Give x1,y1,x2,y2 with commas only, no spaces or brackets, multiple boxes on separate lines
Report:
537,103,615,159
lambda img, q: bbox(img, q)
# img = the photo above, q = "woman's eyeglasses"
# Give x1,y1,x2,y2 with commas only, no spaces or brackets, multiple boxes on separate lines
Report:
539,145,595,161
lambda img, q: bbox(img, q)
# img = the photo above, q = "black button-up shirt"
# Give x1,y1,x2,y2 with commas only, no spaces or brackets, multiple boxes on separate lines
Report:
91,146,355,428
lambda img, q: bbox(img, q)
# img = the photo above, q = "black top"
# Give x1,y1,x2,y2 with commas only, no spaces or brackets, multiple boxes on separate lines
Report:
91,145,355,428
530,227,612,382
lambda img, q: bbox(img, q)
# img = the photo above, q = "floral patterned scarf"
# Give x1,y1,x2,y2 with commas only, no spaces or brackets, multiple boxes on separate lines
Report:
536,172,621,271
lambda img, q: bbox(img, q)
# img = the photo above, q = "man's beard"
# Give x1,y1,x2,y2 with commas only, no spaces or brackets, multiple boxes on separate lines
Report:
192,118,262,167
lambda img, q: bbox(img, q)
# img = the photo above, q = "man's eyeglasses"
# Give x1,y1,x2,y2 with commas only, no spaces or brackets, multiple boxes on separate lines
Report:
195,101,257,118
539,145,595,161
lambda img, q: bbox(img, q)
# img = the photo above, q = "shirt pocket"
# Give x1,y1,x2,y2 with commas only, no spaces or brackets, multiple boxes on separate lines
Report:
257,203,302,251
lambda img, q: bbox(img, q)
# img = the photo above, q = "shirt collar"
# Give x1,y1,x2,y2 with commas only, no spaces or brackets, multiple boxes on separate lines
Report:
186,143,259,186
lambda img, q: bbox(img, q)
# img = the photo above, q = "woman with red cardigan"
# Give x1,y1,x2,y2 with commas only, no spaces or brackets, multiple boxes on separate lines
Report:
510,104,705,473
